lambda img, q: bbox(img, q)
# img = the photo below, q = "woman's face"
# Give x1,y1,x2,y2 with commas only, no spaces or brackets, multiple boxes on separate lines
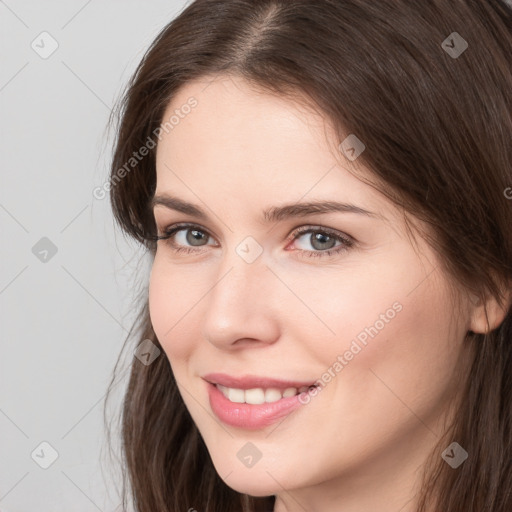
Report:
149,75,473,508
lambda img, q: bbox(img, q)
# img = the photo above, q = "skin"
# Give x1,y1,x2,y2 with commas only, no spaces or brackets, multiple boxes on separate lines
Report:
148,74,507,512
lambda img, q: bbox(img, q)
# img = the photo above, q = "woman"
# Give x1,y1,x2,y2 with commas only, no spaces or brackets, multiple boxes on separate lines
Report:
104,1,512,510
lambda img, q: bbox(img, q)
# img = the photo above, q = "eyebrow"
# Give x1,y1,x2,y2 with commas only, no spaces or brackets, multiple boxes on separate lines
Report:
151,193,381,223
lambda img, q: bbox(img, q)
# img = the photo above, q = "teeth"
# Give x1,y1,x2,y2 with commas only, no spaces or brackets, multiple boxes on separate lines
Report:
245,388,265,404
226,387,245,403
265,388,282,403
216,385,313,404
283,387,298,397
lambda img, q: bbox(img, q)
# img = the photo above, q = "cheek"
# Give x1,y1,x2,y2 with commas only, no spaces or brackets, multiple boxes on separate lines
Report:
280,254,413,364
358,264,462,373
322,268,464,440
298,249,463,412
148,256,199,361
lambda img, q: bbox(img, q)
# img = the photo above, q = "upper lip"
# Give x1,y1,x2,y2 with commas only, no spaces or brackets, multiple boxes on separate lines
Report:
203,372,317,390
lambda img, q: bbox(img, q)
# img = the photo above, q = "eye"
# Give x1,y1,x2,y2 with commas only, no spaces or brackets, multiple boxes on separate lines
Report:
154,223,354,258
154,223,216,254
288,226,354,258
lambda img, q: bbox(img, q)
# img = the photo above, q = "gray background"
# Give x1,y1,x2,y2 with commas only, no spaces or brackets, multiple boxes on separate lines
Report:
3,1,512,512
0,1,188,510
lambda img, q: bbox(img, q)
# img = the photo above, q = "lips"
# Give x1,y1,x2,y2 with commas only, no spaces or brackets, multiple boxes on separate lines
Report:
203,373,319,429
202,372,317,390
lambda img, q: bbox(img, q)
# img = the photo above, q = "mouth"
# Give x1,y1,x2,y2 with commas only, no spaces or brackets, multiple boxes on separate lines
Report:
203,373,319,429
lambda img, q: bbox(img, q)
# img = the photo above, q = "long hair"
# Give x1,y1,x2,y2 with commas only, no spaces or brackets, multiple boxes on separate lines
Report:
104,1,512,510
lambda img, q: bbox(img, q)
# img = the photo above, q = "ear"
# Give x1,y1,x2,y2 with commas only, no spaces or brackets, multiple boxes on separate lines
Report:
468,286,512,334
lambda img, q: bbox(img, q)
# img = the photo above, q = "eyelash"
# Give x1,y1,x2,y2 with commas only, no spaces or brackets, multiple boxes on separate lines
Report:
153,223,355,259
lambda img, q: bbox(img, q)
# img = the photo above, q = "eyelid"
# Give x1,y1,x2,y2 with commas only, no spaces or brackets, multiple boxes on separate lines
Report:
155,222,353,244
287,225,354,245
154,222,217,242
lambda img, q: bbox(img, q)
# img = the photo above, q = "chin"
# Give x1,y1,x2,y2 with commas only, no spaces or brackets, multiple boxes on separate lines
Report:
218,470,283,497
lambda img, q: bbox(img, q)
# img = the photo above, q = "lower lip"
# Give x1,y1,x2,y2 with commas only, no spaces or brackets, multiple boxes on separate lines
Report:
207,382,312,429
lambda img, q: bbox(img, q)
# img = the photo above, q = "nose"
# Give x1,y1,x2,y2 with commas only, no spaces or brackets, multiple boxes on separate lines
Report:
201,251,281,350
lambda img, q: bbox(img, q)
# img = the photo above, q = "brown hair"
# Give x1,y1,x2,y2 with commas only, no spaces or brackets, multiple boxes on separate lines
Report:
104,1,512,510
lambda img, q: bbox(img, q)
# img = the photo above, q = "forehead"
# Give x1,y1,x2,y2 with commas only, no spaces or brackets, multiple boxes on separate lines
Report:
154,75,392,219
157,75,332,163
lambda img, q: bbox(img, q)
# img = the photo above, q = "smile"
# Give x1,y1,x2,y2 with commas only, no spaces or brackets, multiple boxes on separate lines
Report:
203,373,319,429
